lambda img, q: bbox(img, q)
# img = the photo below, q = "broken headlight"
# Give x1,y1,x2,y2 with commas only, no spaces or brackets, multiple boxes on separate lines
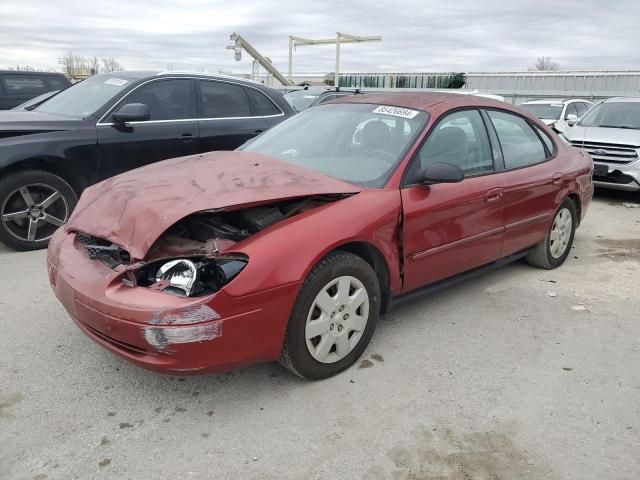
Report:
133,256,247,297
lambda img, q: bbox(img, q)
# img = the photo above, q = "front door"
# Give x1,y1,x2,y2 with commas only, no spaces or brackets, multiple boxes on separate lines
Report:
96,78,199,180
401,109,505,292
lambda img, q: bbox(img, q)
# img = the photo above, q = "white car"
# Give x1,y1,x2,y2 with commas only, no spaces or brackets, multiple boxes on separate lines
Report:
520,99,594,133
561,97,640,192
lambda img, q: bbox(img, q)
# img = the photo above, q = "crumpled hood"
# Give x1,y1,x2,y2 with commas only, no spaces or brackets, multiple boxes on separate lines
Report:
66,151,360,259
566,125,640,147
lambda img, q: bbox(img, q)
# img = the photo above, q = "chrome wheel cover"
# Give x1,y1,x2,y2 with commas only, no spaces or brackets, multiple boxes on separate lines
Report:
305,276,370,364
549,207,572,259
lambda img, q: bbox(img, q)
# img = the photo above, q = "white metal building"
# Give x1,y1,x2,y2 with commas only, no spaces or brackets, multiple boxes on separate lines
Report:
337,70,640,103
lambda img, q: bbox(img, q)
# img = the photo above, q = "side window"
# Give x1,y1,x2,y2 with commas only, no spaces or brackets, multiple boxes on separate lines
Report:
564,103,578,119
575,102,588,117
414,110,494,176
533,125,554,155
123,79,194,121
488,110,547,168
199,81,251,118
245,88,280,116
1,75,48,96
47,77,68,91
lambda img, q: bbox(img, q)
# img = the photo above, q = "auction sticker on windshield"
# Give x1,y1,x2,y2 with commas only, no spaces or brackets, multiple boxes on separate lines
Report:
104,78,128,86
373,105,420,119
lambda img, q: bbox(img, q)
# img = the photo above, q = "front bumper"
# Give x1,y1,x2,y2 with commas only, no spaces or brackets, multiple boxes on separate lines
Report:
48,232,300,374
593,160,640,192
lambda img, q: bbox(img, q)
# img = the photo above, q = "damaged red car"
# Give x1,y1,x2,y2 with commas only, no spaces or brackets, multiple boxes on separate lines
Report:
47,93,594,379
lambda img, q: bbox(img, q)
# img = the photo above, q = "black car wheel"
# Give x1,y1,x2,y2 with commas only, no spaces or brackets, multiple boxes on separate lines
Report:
280,251,380,380
0,170,77,251
526,198,577,269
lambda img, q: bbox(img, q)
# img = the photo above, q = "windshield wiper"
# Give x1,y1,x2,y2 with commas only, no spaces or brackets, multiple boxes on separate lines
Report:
598,125,640,130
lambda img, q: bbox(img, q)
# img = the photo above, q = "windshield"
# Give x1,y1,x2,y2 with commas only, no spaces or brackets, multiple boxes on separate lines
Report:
34,74,133,118
579,101,640,129
240,103,428,188
520,103,563,120
12,90,59,110
283,89,326,112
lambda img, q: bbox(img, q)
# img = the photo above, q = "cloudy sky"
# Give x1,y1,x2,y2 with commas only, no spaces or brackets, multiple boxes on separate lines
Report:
1,0,638,75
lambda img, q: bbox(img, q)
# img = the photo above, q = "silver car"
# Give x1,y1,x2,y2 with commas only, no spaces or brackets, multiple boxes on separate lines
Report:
562,97,640,192
520,98,594,133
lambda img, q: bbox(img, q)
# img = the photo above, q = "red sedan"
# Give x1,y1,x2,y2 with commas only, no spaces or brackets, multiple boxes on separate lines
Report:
47,93,594,379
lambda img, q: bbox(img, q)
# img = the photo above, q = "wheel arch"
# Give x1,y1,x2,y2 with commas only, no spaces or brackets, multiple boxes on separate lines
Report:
0,157,86,196
327,241,393,314
567,192,582,225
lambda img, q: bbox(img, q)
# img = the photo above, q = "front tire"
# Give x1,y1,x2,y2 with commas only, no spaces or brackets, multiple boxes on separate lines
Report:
0,170,77,251
280,251,381,380
526,198,577,269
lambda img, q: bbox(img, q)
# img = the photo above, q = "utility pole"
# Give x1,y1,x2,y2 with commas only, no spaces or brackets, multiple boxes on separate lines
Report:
288,33,381,86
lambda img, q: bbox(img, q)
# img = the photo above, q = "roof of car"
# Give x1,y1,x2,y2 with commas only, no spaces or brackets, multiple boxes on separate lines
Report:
521,98,593,105
335,91,507,112
0,70,68,76
522,99,567,105
103,70,272,87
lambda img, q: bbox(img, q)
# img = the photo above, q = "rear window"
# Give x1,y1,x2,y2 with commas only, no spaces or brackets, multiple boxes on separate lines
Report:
245,88,280,116
533,125,555,155
1,75,49,96
47,77,69,90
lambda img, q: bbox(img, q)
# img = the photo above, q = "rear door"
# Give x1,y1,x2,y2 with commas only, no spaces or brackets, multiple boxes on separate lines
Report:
485,109,560,256
401,109,505,291
196,80,271,152
96,78,199,180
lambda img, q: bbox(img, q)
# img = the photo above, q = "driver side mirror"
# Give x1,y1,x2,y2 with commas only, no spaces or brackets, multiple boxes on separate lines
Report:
420,162,465,185
112,103,150,123
566,113,578,126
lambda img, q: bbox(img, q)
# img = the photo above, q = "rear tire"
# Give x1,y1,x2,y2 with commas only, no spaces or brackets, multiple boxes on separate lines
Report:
280,251,381,380
526,198,577,269
0,170,77,251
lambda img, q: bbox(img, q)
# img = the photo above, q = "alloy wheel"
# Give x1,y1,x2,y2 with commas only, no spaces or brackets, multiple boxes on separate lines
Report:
1,183,69,243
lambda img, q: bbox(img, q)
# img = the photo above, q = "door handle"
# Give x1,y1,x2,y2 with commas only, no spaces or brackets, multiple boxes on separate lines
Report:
180,133,195,142
253,129,264,135
552,173,564,185
485,188,503,203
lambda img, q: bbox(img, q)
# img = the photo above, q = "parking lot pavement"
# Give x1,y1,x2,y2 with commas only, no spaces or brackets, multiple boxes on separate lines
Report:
1,190,639,480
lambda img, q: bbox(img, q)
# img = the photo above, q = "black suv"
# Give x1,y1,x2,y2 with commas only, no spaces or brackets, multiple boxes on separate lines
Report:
0,71,71,110
0,71,294,250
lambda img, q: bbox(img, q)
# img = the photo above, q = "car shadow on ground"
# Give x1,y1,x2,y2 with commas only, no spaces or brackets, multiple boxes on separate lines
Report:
593,187,639,205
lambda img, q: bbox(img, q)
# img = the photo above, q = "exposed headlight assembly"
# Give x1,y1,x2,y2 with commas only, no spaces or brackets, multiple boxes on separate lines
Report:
132,256,247,297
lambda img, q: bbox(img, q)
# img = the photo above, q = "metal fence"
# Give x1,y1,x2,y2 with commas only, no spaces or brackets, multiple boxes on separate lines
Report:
465,71,640,103
337,71,640,104
338,72,465,89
